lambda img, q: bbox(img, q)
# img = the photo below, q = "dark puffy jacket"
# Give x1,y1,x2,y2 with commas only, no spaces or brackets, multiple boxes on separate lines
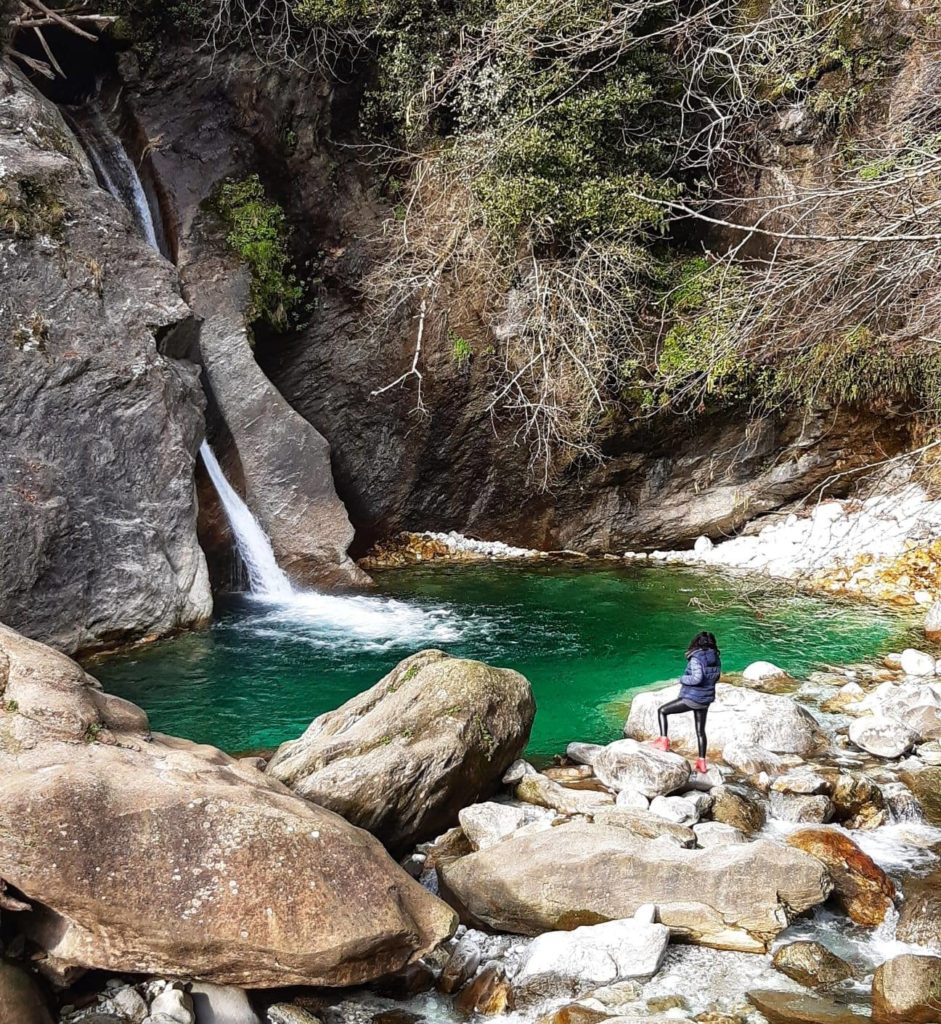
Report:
679,647,721,705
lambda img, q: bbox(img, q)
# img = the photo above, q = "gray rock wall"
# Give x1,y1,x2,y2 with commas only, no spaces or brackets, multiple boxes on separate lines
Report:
0,66,211,653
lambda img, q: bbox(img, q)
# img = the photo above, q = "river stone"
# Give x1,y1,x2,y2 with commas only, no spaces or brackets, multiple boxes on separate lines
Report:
872,954,941,1023
772,941,855,988
440,820,830,952
743,661,787,681
786,828,895,926
693,821,747,847
151,985,195,1024
721,741,786,777
454,963,513,1015
829,773,887,830
848,715,917,758
769,792,834,824
0,961,53,1024
591,739,691,797
459,802,553,851
0,66,212,655
516,773,614,815
190,983,259,1024
591,807,696,847
266,1007,322,1024
437,935,483,995
267,650,535,852
566,743,604,767
897,865,941,947
649,794,701,824
615,788,650,810
771,770,830,795
747,990,868,1023
0,625,455,985
513,913,670,1001
709,784,767,834
901,649,937,677
626,684,825,758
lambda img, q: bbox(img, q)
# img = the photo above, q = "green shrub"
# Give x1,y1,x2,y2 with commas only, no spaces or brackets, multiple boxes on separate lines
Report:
212,175,302,329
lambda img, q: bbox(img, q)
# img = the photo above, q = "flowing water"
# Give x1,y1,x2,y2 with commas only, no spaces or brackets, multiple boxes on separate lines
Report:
198,442,293,597
91,562,916,758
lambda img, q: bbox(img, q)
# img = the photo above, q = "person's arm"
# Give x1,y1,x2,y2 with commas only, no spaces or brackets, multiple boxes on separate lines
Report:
684,655,705,687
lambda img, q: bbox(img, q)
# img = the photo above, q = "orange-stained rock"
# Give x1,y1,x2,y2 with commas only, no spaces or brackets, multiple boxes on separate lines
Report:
787,828,895,926
455,964,514,1016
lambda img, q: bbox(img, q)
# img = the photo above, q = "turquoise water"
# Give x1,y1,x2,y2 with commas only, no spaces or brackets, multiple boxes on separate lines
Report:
90,563,914,759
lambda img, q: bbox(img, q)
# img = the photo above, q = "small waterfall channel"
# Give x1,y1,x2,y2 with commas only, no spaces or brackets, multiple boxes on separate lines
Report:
69,99,292,598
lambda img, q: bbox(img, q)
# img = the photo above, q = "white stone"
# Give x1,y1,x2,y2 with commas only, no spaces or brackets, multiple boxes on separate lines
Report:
926,601,941,638
615,788,650,810
901,649,936,677
502,759,536,784
459,801,552,851
566,742,604,767
650,794,700,824
721,741,785,776
693,535,714,554
512,913,670,1001
626,684,825,758
592,738,691,798
190,983,259,1024
112,986,148,1024
743,661,787,681
769,792,833,824
148,987,194,1024
848,715,917,759
693,821,746,847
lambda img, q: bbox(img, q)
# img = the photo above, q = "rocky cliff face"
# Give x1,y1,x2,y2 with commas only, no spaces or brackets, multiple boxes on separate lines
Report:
0,64,211,654
119,44,917,558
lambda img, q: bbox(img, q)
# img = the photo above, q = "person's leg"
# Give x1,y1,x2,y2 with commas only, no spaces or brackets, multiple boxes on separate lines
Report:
693,707,709,771
654,698,691,750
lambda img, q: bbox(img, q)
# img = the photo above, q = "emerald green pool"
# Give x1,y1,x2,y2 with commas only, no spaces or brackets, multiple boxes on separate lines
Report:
91,562,913,759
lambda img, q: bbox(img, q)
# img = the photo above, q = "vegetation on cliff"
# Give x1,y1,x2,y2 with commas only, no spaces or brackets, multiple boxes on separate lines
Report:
6,0,939,482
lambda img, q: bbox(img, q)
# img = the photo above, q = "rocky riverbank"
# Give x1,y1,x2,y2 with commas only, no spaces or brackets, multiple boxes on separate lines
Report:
5,618,941,1024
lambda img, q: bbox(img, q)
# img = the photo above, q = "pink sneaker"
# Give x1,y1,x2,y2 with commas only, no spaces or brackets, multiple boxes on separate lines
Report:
695,757,708,773
651,736,670,752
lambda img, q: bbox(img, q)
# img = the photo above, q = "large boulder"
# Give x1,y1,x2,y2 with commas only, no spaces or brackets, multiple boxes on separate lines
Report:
267,650,535,852
591,739,691,797
848,715,917,758
872,954,941,1023
0,624,455,985
625,684,826,758
0,65,211,654
786,828,895,926
512,911,669,1001
440,821,830,952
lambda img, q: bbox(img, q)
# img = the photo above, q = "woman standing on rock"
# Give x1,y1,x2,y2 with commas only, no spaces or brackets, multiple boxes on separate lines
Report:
651,631,720,773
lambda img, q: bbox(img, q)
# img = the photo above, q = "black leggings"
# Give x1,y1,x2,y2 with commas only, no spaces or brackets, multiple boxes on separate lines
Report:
658,699,709,758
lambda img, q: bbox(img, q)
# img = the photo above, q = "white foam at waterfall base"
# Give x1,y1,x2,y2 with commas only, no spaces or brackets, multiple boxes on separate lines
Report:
244,589,467,651
199,442,293,598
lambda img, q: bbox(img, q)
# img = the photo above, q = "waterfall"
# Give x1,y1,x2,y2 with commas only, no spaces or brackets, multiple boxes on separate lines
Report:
68,105,159,250
199,443,293,598
70,100,293,599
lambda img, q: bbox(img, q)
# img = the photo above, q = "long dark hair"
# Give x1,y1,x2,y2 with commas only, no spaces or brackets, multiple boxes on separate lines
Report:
686,631,720,659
